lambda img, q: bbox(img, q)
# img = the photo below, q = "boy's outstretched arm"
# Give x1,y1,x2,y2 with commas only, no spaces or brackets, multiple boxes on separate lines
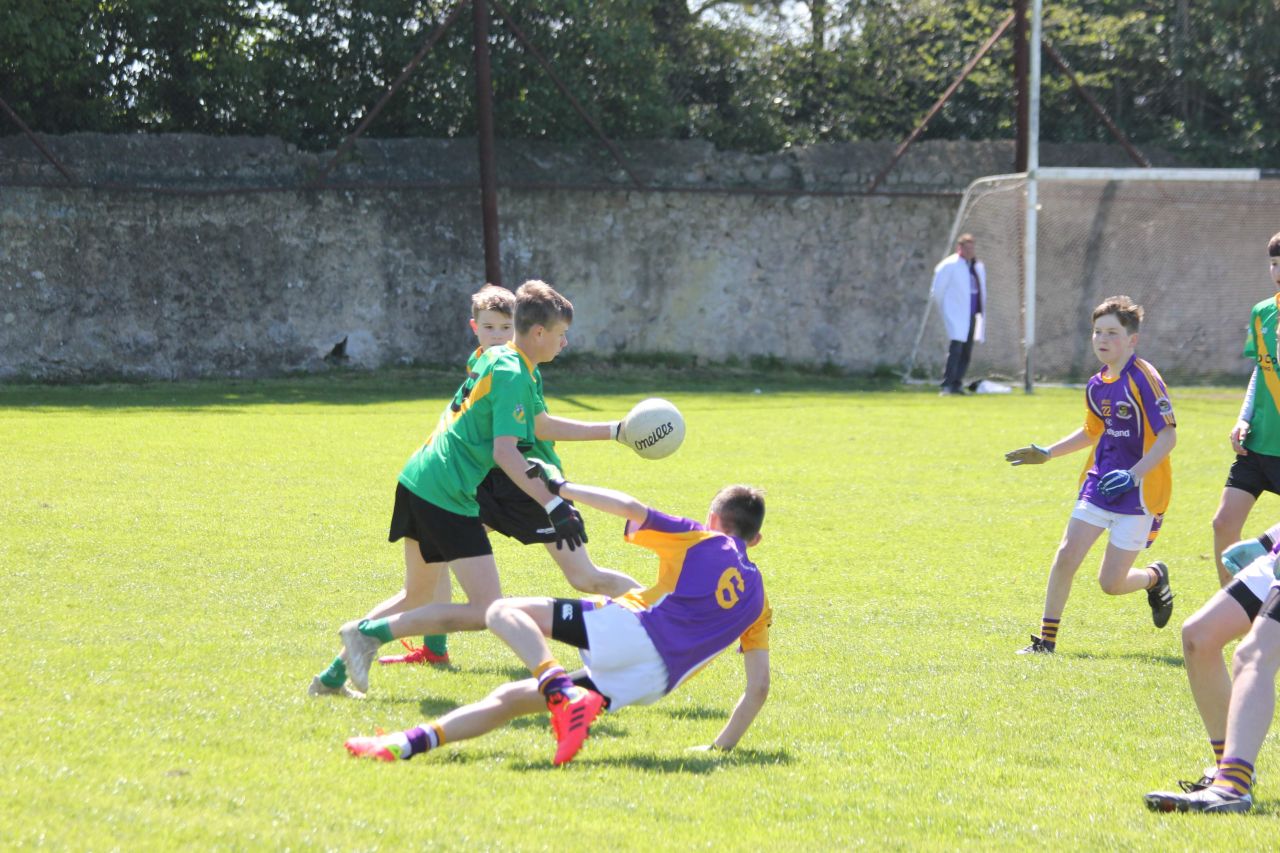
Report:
525,459,649,524
1006,427,1093,465
534,411,615,442
558,482,649,526
695,649,769,752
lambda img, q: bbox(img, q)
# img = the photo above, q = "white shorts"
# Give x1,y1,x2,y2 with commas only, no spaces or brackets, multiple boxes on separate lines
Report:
1237,554,1277,602
580,603,669,711
1071,500,1154,552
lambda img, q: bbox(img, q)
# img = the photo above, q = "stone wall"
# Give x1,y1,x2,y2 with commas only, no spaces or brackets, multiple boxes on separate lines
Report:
0,134,1207,382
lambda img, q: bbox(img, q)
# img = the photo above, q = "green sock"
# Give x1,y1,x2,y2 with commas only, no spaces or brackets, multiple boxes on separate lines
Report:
358,618,395,643
318,655,347,688
424,634,449,656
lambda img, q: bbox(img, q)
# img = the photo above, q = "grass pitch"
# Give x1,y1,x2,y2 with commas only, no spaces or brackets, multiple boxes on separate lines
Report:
3,369,1278,849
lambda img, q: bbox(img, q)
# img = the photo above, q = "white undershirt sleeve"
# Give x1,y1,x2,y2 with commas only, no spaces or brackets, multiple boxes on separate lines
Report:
1239,367,1258,423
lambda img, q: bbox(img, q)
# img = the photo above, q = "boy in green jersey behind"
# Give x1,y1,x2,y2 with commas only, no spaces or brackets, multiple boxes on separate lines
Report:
311,281,640,697
1211,232,1280,587
378,284,642,668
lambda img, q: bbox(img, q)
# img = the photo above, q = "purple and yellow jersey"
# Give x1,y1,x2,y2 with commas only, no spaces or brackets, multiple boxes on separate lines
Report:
1078,354,1175,526
612,509,770,694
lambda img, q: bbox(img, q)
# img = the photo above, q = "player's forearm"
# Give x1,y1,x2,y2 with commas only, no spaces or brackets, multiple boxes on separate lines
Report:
535,413,614,442
557,482,648,524
1239,367,1258,424
1046,428,1092,458
493,439,556,505
713,692,766,751
713,650,770,750
1129,426,1176,480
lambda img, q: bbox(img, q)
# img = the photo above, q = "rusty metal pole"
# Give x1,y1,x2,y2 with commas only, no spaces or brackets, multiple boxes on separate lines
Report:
866,13,1015,193
313,0,468,185
1044,41,1151,168
0,93,78,185
472,0,502,285
1013,0,1029,172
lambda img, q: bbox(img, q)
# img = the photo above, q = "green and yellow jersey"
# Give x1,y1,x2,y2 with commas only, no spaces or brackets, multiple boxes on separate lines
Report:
1244,295,1280,456
399,343,540,516
465,346,563,472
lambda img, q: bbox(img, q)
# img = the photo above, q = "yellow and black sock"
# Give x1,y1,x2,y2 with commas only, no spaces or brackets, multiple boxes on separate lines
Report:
534,659,573,699
1039,616,1060,646
1213,757,1255,796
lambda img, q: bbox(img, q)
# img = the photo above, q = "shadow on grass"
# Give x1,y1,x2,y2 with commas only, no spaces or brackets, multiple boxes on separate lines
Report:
654,704,729,722
1249,799,1280,816
1061,651,1185,668
510,747,793,774
0,363,907,410
351,694,462,716
449,664,530,681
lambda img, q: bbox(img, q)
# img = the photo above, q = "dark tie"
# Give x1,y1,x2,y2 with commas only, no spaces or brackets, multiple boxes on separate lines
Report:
969,260,982,314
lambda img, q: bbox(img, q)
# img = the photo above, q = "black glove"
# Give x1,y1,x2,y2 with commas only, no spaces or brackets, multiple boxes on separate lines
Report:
525,459,566,496
546,500,587,551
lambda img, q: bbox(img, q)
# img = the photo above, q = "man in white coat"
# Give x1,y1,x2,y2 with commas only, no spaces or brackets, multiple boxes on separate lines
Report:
931,233,987,395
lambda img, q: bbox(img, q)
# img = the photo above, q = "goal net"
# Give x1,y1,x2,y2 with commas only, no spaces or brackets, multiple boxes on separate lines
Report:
909,168,1279,387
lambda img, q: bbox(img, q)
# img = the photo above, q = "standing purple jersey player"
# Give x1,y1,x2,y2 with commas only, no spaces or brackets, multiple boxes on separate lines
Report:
1078,351,1176,541
1006,296,1176,654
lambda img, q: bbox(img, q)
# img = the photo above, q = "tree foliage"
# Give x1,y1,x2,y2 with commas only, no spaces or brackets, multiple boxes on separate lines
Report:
2,1,1278,165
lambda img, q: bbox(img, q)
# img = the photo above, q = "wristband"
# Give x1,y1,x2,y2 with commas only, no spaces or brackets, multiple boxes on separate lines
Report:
543,496,564,513
610,421,622,441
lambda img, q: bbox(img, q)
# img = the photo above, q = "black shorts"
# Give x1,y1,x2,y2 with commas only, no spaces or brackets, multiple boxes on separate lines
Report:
1226,578,1265,623
1261,585,1280,624
476,468,585,545
1225,451,1280,498
550,598,611,707
550,597,591,649
388,482,492,564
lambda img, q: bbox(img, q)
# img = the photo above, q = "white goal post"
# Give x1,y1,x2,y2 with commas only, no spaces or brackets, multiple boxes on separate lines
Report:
907,166,1276,389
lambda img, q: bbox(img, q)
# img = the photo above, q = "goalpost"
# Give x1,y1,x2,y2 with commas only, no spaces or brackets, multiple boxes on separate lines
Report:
907,0,1279,389
908,166,1275,388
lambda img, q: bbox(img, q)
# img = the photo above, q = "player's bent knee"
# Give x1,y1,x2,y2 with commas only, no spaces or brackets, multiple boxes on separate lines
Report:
1231,635,1278,677
484,599,513,630
1212,515,1238,538
1098,577,1126,596
1182,616,1215,657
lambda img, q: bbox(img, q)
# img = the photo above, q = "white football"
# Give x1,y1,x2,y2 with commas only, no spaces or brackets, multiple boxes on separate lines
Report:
621,398,685,460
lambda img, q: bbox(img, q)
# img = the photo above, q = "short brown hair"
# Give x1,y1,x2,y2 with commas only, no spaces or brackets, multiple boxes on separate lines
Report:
1269,232,1280,257
710,485,766,541
514,280,573,334
1092,295,1143,335
471,284,515,319
957,233,975,246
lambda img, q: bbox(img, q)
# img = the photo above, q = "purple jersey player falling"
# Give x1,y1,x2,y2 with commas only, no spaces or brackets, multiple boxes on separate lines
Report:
1078,353,1175,525
609,509,771,694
